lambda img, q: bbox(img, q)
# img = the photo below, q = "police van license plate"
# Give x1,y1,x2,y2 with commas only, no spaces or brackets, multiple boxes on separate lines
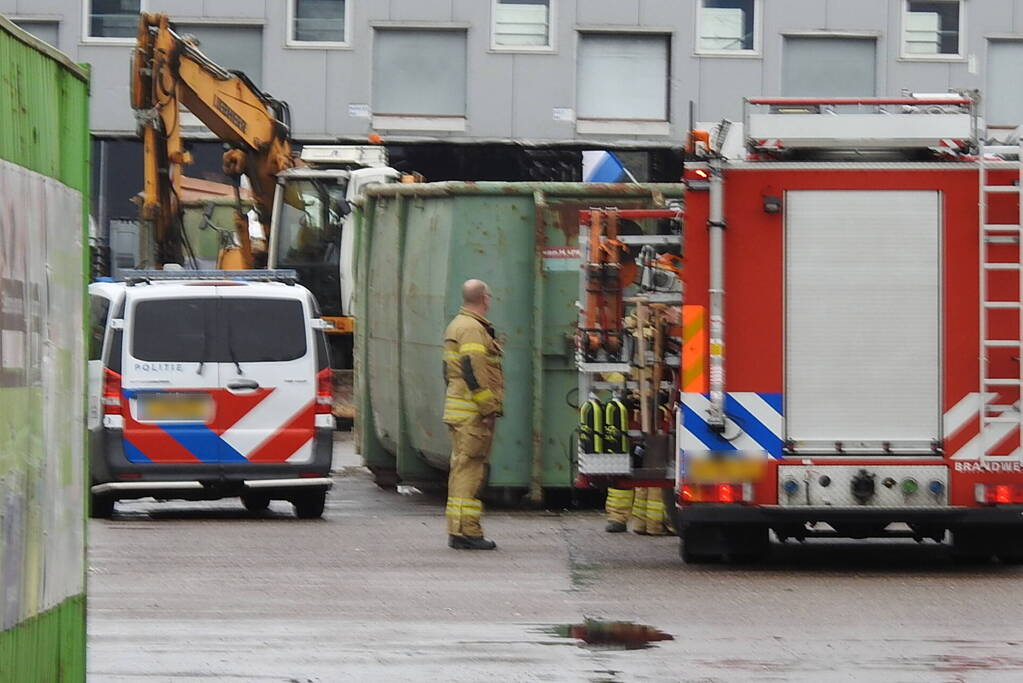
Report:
138,393,212,422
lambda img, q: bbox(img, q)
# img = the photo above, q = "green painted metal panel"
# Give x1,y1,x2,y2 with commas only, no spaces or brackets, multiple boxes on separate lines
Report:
0,16,90,683
355,182,684,491
0,595,86,683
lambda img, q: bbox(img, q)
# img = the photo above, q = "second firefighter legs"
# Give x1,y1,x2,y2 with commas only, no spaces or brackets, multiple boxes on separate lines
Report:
605,487,674,535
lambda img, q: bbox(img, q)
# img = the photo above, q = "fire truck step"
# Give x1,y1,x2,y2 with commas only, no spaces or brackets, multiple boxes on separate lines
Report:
984,301,1021,309
983,186,1020,194
984,340,1022,347
983,224,1022,233
983,379,1022,386
983,263,1021,270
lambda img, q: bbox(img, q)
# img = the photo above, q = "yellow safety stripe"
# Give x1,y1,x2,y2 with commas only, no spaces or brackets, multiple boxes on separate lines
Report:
459,342,487,355
471,388,495,404
445,497,483,517
443,351,460,361
607,489,633,503
443,413,476,422
445,397,478,408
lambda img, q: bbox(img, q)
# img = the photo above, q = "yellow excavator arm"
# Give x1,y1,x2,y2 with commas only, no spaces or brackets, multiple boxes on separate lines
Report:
131,12,294,267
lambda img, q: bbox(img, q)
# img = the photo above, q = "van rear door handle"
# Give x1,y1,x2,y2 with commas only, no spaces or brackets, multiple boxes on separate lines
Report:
226,379,260,391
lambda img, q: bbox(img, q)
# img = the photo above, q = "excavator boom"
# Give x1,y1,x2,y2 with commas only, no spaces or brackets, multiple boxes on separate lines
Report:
131,12,293,267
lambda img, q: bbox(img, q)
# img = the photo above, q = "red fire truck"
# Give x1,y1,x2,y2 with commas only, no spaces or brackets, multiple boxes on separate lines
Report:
576,95,1023,564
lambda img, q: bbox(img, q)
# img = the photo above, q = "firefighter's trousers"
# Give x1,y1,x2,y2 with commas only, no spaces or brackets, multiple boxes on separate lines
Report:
605,488,634,524
446,419,495,538
631,487,671,535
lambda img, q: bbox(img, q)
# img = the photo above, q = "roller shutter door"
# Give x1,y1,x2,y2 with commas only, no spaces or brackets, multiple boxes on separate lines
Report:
785,190,941,445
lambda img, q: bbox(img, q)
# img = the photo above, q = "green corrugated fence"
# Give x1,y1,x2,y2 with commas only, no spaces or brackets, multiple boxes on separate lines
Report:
0,15,90,683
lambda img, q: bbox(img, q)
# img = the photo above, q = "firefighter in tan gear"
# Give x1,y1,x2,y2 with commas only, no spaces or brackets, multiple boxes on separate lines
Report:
605,487,671,535
442,279,504,550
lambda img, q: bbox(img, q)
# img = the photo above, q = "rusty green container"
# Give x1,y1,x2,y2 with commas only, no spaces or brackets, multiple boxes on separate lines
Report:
354,182,683,498
0,16,90,681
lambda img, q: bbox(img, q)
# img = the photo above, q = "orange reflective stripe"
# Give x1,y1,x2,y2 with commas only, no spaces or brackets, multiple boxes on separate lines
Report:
682,305,707,393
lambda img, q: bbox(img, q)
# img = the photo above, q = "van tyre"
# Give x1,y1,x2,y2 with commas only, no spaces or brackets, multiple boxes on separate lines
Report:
293,491,326,519
241,494,271,512
90,494,115,519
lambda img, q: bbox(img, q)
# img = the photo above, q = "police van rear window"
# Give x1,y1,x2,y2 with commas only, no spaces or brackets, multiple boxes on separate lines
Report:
132,298,307,363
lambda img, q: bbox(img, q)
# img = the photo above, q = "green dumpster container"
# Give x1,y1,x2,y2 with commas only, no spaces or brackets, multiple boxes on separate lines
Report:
354,182,684,498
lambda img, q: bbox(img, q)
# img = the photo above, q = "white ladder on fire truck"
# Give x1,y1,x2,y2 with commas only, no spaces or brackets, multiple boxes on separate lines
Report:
978,133,1023,460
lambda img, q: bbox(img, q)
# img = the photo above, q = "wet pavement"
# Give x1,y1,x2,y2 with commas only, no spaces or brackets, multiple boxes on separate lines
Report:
88,434,1023,682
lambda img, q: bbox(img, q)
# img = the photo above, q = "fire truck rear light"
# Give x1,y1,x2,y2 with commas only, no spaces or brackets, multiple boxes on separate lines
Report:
977,483,1023,505
680,483,748,504
995,485,1012,504
716,483,737,503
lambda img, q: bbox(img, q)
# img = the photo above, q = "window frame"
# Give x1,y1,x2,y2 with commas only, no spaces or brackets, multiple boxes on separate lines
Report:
574,30,672,134
286,0,351,49
81,0,146,45
10,18,61,47
694,0,762,57
900,0,966,61
490,0,556,54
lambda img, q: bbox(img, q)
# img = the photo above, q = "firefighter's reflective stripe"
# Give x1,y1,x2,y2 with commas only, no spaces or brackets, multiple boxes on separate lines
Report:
471,388,495,405
443,396,480,421
605,487,634,524
644,497,667,522
446,496,483,520
460,342,487,355
443,351,460,361
606,488,633,507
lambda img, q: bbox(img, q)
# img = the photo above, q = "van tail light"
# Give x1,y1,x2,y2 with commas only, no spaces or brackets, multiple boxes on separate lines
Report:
316,368,333,414
680,483,749,504
976,483,1023,505
102,368,122,415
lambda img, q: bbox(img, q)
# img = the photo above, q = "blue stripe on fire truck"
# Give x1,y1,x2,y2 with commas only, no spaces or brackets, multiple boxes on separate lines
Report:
678,392,784,458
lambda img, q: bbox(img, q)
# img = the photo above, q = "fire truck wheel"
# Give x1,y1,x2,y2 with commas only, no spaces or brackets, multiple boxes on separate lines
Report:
723,526,771,564
678,523,722,564
950,527,996,564
679,540,717,564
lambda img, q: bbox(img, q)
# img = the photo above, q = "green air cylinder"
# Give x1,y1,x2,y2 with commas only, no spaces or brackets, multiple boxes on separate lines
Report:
604,398,630,454
579,397,604,454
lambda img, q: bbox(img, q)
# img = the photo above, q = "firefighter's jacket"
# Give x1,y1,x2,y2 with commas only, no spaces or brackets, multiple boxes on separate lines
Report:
442,307,504,423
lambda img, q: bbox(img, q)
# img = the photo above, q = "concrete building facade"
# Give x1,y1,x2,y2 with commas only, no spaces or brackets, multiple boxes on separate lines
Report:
4,0,1023,233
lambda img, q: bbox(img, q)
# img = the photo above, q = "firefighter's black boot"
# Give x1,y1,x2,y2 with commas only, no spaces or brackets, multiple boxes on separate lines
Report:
449,535,497,550
605,521,627,533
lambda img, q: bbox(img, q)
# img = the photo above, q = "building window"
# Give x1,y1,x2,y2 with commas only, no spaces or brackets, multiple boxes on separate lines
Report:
697,0,760,54
174,24,264,86
373,29,467,120
12,21,59,47
577,33,670,121
288,0,348,46
903,0,964,57
86,0,141,40
492,0,552,50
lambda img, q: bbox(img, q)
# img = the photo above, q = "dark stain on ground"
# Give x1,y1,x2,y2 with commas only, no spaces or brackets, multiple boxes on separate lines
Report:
546,619,674,651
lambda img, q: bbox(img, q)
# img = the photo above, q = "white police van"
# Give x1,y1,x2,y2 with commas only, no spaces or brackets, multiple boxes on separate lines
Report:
87,271,334,519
